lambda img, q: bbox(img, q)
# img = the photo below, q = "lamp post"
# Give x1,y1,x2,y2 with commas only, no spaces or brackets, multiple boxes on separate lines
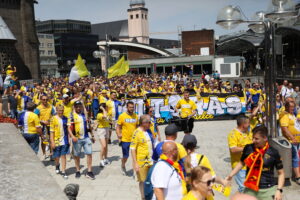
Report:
281,43,288,74
216,0,298,138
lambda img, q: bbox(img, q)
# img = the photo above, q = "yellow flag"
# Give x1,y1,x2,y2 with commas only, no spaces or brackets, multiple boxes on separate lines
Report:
108,56,129,79
75,54,90,77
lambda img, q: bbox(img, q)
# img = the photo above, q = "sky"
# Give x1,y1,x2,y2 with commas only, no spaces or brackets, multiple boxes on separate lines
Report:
35,0,285,39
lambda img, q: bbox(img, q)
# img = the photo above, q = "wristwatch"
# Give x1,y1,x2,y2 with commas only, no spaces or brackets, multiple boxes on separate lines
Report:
277,188,283,193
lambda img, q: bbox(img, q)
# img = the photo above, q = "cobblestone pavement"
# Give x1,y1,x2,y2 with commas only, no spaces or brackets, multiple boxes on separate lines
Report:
39,120,300,200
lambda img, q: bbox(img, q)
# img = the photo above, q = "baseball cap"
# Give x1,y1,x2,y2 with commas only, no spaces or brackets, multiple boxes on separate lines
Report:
181,134,197,149
74,101,82,106
63,94,69,98
165,124,178,136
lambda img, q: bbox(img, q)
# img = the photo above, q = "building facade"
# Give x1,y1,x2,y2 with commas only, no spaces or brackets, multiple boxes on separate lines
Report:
37,33,58,77
0,0,40,79
127,0,149,44
36,20,100,76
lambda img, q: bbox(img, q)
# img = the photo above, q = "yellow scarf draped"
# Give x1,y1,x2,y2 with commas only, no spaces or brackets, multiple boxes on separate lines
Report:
160,154,187,195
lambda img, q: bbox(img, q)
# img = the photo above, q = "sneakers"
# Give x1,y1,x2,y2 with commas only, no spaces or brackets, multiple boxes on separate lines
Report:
75,171,81,179
100,160,105,167
121,166,127,176
86,171,95,180
104,159,110,165
55,165,60,174
61,172,68,180
295,177,300,185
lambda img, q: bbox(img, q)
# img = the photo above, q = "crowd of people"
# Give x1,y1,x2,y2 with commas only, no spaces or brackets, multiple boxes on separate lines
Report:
1,65,300,200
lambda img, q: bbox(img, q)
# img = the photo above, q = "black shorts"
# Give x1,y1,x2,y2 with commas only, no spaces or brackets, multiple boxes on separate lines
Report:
181,118,194,133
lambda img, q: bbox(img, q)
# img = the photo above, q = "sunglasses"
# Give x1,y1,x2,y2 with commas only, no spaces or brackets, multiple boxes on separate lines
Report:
200,178,215,186
42,99,48,101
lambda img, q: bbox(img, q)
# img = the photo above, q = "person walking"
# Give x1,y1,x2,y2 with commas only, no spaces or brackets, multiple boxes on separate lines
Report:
175,90,197,134
94,103,110,167
68,101,95,179
182,166,214,200
116,101,138,175
151,141,187,200
50,105,69,179
130,114,154,200
18,102,43,154
280,101,300,184
227,115,252,193
226,126,284,200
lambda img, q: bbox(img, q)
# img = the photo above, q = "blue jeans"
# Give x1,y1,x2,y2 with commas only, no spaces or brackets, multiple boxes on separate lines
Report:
234,169,246,193
10,109,18,119
292,144,300,168
23,133,40,154
73,137,92,156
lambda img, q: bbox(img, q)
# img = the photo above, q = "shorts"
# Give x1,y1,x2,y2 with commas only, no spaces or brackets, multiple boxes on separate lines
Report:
73,137,92,156
96,128,109,139
292,143,300,168
244,186,276,200
121,142,131,159
110,120,117,131
52,144,70,158
136,165,151,182
181,118,194,133
23,133,40,154
234,169,246,193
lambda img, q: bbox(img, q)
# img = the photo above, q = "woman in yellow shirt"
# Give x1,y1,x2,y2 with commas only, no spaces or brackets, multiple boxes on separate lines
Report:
94,103,111,167
182,166,214,200
182,134,228,200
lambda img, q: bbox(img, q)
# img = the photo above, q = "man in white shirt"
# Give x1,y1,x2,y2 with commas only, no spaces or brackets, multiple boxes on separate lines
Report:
151,141,185,200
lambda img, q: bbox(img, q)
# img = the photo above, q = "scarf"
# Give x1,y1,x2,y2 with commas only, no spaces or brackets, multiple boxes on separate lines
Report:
160,154,187,195
243,142,269,191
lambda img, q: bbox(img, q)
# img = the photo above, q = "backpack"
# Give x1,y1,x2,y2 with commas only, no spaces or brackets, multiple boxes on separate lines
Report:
144,160,175,200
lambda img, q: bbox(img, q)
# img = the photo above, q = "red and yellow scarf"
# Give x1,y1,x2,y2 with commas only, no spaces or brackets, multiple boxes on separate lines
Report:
244,142,269,191
160,154,187,195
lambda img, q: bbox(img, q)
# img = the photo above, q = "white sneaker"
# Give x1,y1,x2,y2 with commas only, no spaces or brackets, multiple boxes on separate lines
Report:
100,160,105,167
104,159,110,165
121,166,127,176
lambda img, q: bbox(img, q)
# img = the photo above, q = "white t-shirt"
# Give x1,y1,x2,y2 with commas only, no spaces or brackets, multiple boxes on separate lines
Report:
151,160,183,200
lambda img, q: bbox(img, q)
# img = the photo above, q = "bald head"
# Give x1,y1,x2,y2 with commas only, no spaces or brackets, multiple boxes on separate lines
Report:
162,141,178,161
231,194,257,200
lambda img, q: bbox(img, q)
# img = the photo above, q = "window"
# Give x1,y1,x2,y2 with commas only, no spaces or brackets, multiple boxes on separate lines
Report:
47,43,53,48
136,14,139,19
40,43,44,48
130,15,133,19
48,51,53,56
236,63,239,76
145,15,147,19
220,64,231,75
46,35,53,39
40,50,45,55
142,14,144,19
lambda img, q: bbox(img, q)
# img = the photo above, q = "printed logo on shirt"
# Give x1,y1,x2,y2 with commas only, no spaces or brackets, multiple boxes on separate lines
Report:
181,104,191,109
125,118,137,123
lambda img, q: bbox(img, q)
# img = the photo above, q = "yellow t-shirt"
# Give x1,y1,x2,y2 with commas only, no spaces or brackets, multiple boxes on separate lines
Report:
96,113,110,128
150,117,158,139
130,127,153,166
280,112,300,143
35,104,55,122
228,128,253,169
176,99,197,118
21,112,41,134
193,153,216,177
182,191,197,200
117,112,138,142
50,115,68,146
176,142,188,161
67,112,88,139
63,99,76,118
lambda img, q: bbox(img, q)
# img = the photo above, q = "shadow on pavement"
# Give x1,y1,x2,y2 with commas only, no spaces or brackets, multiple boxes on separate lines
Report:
66,165,85,175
